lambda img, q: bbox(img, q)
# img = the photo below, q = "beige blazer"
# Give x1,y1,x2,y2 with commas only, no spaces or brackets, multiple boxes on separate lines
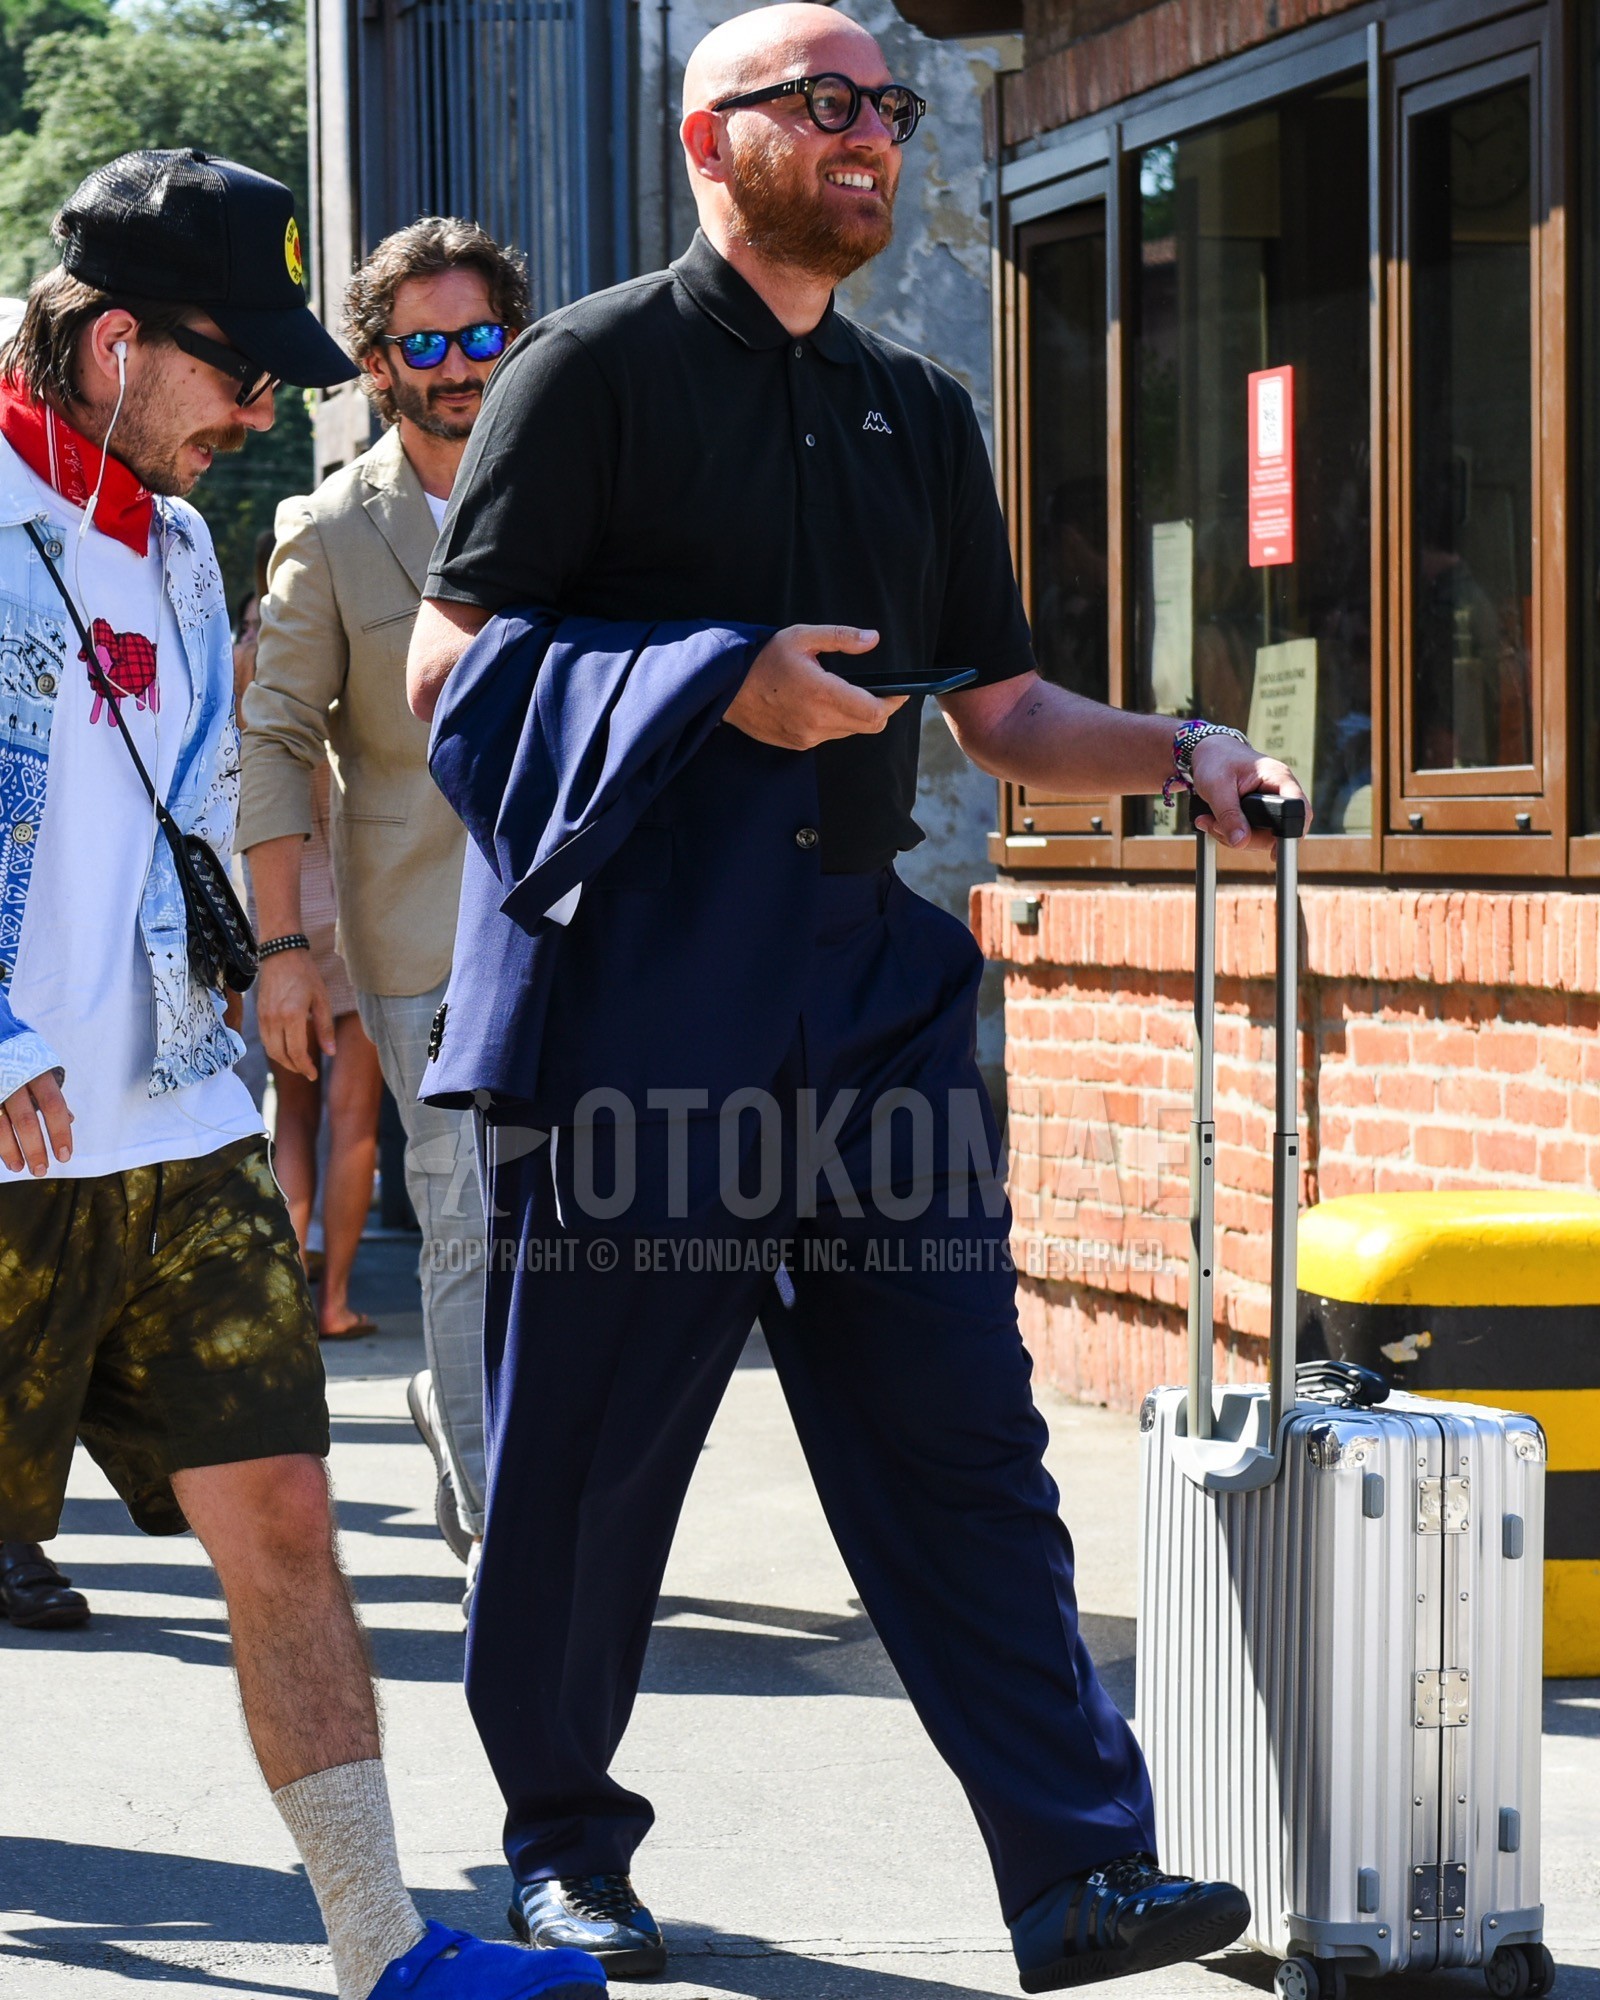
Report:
238,425,465,997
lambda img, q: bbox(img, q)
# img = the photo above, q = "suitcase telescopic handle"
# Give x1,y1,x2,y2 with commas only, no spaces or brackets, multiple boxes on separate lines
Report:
1179,791,1303,1491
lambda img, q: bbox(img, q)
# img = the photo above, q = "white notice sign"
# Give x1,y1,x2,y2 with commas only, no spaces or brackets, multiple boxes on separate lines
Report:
1149,520,1194,715
1247,638,1318,795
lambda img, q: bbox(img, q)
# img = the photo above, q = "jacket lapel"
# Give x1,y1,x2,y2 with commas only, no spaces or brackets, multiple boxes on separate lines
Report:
360,428,437,595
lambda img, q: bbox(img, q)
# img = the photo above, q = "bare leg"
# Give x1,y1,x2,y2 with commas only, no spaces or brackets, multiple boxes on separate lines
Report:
271,1062,324,1273
318,1014,383,1337
172,1453,376,1787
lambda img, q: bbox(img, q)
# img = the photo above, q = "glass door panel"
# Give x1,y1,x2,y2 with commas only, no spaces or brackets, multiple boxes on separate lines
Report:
1409,79,1534,777
1016,205,1110,830
1128,78,1372,838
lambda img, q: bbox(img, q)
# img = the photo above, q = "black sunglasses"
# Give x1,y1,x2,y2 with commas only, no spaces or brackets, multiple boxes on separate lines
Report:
170,324,278,408
379,322,510,369
712,73,926,145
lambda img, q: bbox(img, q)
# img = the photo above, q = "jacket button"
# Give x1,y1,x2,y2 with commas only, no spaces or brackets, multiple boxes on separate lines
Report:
794,826,819,851
36,672,56,696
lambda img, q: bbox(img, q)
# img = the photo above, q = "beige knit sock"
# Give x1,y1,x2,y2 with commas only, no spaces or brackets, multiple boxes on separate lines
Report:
273,1758,429,2000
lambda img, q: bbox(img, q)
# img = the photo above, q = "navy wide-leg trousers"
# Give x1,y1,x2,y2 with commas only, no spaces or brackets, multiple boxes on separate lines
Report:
465,869,1156,1923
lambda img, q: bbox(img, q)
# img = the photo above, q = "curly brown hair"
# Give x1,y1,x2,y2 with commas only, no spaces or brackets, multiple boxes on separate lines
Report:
343,218,531,424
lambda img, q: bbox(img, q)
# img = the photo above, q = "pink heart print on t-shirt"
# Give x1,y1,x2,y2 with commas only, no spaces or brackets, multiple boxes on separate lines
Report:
81,617,160,725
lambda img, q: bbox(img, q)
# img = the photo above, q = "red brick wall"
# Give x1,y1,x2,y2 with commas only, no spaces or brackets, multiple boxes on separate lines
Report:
1001,0,1366,150
971,881,1600,1407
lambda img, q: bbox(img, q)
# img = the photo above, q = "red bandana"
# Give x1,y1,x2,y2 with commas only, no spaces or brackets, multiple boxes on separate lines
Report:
0,376,155,557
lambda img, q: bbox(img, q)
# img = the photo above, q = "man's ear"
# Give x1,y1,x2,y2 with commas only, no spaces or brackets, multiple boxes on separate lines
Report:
83,308,141,394
681,107,729,184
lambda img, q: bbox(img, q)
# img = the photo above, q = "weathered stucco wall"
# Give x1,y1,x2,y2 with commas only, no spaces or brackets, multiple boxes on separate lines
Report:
637,0,1021,1099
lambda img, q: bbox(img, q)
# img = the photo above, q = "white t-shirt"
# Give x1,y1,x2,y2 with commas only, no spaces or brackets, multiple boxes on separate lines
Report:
2,453,263,1179
425,489,448,529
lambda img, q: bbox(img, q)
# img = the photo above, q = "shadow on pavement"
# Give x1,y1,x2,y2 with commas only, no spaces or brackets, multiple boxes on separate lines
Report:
1543,1681,1600,1736
640,1595,1136,1715
0,1837,320,1995
2,1576,1135,1711
1199,1955,1600,2000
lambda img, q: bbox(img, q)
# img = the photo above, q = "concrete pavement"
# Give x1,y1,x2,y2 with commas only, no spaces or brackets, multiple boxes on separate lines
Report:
3,1237,1597,1998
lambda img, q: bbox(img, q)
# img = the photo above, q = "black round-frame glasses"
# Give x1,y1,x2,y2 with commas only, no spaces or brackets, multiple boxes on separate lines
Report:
712,73,927,145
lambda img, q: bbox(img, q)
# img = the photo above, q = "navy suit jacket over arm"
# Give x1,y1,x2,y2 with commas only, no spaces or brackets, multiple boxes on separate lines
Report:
422,608,823,1123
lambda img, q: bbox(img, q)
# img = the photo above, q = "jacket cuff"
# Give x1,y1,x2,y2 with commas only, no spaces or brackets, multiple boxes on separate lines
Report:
0,1029,67,1101
235,798,315,852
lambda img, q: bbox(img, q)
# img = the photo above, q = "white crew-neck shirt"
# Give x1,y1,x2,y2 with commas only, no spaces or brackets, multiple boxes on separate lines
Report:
424,489,448,529
2,444,263,1178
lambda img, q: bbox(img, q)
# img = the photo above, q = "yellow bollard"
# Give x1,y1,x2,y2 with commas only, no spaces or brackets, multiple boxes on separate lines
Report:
1297,1191,1600,1679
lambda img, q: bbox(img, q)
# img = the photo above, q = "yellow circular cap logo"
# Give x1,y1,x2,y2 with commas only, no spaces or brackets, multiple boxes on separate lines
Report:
285,216,305,288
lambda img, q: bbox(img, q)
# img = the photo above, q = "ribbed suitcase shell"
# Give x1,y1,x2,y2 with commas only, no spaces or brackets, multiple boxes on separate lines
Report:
1137,1386,1546,1975
1136,797,1547,1986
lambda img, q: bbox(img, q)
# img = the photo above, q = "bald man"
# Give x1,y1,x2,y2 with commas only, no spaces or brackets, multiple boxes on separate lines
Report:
410,4,1295,1989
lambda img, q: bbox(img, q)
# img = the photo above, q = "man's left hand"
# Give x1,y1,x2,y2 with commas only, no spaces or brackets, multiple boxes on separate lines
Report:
1188,736,1311,849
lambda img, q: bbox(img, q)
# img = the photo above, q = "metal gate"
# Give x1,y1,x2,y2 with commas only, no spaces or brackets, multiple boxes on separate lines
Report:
308,0,633,468
359,0,631,311
312,0,633,330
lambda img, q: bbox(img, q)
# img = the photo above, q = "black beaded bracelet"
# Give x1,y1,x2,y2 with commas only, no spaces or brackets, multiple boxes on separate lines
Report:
257,933,311,959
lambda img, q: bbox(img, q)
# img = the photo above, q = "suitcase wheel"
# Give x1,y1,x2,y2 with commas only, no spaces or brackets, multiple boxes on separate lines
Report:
1275,1956,1346,2000
1486,1944,1556,1999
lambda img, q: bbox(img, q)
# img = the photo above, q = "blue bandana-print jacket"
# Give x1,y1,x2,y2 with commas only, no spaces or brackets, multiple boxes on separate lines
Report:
0,440,245,1101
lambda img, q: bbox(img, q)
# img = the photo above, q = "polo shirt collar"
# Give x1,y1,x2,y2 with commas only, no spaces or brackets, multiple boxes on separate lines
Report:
671,229,855,364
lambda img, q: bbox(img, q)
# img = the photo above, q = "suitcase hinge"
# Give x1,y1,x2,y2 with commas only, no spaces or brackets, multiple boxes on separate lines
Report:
1412,1863,1467,1921
1415,1668,1470,1727
1417,1475,1469,1533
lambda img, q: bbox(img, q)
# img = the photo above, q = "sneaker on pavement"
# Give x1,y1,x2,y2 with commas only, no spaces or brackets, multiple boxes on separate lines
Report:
1010,1855,1250,1992
406,1368,475,1563
0,1541,89,1629
462,1538,482,1624
368,1920,605,1998
508,1876,666,1980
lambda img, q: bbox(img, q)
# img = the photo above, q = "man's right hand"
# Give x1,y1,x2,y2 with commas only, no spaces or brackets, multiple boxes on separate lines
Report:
257,950,336,1082
0,1069,73,1176
722,625,908,751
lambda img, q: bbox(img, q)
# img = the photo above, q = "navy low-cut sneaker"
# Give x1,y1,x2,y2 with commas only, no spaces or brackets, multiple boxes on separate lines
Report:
1010,1855,1251,1992
509,1876,667,1980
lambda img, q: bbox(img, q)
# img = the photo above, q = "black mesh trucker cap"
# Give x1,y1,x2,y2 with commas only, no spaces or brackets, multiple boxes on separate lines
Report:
55,149,358,388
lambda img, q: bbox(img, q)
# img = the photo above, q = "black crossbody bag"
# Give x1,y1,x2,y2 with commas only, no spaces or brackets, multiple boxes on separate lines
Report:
25,520,259,994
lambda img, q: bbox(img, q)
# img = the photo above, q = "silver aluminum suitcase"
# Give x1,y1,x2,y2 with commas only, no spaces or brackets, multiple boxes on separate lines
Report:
1135,797,1550,2000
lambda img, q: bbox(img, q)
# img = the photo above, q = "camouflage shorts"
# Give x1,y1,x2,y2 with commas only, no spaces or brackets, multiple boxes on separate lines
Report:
0,1137,328,1540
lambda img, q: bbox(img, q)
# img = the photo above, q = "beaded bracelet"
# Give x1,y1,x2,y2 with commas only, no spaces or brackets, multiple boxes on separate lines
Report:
257,932,311,960
1162,719,1249,807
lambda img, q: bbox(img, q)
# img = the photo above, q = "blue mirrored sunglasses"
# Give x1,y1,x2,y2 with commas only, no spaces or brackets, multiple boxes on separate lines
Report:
381,321,509,369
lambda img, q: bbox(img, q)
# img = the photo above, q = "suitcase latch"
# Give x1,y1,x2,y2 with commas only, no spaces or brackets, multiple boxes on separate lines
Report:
1415,1668,1470,1727
1417,1476,1470,1533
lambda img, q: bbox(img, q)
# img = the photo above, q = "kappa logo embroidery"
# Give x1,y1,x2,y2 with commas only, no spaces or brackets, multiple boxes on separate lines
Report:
862,410,893,435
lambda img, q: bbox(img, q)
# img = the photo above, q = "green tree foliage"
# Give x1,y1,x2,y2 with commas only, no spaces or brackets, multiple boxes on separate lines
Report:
0,0,111,137
1,0,316,610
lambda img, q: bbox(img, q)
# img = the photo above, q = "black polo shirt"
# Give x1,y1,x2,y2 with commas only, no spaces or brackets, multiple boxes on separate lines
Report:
427,230,1036,873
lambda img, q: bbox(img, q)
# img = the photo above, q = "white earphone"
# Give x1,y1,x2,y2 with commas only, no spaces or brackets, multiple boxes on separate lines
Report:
81,336,130,537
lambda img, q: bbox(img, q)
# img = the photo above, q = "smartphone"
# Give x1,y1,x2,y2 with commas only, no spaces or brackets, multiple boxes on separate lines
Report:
849,668,980,699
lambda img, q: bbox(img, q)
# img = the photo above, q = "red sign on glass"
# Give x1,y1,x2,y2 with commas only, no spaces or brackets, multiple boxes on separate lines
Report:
1247,365,1294,567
